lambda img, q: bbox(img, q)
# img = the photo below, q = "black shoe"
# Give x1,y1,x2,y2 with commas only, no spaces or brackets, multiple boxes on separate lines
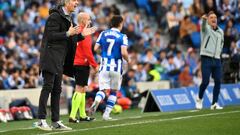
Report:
69,118,80,123
79,116,95,122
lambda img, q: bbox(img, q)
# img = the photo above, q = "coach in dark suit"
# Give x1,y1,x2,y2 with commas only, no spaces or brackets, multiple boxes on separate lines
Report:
37,0,96,131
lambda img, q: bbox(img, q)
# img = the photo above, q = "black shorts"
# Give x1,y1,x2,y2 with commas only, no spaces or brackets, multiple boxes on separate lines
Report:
74,65,90,86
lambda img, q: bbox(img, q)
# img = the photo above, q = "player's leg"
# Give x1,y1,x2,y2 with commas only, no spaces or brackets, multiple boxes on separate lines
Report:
78,67,95,121
89,71,109,115
102,71,121,120
36,71,55,131
69,66,86,123
102,89,117,120
196,56,212,109
51,73,72,130
69,85,82,123
211,59,223,110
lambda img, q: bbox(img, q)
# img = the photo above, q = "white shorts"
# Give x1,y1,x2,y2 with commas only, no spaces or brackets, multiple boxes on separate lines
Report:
98,71,122,91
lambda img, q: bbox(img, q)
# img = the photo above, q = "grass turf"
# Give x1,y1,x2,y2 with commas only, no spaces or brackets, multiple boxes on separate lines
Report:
0,106,240,135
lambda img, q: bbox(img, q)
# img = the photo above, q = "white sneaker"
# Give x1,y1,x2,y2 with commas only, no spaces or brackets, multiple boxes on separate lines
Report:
51,121,72,130
34,119,52,131
210,103,223,110
102,114,117,121
195,98,203,110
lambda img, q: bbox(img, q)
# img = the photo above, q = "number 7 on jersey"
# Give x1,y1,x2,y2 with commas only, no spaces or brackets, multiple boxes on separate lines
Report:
106,38,115,56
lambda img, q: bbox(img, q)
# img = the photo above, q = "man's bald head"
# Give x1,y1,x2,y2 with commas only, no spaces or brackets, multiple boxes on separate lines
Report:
77,12,91,27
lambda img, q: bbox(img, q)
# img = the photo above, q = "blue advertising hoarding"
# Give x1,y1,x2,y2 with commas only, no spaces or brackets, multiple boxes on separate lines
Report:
219,84,240,106
143,83,240,112
150,88,195,112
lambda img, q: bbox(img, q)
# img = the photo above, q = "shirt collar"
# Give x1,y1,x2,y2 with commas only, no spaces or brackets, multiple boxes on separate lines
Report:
62,7,70,16
111,28,120,32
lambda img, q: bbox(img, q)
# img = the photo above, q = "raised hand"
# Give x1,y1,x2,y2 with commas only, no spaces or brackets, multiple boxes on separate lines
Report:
81,26,97,36
202,14,207,20
67,24,80,36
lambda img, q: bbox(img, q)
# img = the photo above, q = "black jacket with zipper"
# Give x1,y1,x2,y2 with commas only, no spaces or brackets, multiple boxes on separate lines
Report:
39,5,84,77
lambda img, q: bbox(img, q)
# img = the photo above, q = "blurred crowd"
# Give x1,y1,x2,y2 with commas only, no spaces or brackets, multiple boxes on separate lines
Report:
0,0,240,101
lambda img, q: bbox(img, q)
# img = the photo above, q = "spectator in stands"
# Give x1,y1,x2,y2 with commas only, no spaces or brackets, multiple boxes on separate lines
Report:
165,42,179,56
0,68,8,90
156,0,170,31
180,15,198,46
6,68,24,89
16,13,32,33
186,48,198,74
223,20,237,54
141,26,153,42
164,55,180,87
158,50,168,66
203,0,218,14
166,3,183,43
123,23,141,46
193,69,202,86
141,49,157,64
217,0,238,17
173,50,185,70
135,63,147,82
122,69,137,98
38,1,50,19
0,10,12,36
220,9,234,23
189,0,204,18
132,11,144,36
122,10,131,28
8,10,21,27
150,31,164,53
179,64,193,87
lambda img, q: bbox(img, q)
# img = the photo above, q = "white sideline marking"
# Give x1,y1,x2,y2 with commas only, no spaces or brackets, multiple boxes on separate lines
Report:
0,111,182,133
0,127,34,133
40,110,240,135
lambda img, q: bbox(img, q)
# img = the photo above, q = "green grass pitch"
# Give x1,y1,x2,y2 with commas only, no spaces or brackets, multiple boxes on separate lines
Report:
0,106,240,135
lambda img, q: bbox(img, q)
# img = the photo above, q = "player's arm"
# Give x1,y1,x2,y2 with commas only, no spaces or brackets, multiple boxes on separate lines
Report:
77,26,98,42
94,43,100,52
94,31,103,53
47,13,80,42
121,35,129,63
201,14,208,32
85,43,98,68
121,46,129,63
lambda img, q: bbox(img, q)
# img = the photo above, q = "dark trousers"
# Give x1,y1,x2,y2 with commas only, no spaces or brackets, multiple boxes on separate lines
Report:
199,56,222,105
38,71,62,122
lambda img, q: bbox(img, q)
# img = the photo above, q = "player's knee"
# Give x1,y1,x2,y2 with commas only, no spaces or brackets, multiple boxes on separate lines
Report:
214,78,221,84
42,83,54,92
83,86,88,92
75,85,85,93
201,79,209,86
214,80,221,87
108,91,117,104
95,91,106,102
52,86,62,94
109,90,117,96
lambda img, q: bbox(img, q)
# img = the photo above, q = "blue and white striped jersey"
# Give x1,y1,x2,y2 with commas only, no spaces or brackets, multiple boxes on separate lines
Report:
96,28,128,73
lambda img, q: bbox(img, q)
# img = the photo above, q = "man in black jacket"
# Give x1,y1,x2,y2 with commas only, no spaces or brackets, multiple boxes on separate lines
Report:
36,0,96,131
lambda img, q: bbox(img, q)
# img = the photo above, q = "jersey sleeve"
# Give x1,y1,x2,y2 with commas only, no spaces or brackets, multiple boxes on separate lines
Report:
96,31,104,46
121,34,128,46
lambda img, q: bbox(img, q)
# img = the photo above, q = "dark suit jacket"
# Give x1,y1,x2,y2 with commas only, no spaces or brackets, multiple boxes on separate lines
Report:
39,5,84,77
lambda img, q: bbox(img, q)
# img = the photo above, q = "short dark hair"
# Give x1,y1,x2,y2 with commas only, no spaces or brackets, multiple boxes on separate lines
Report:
207,11,216,17
110,15,123,28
